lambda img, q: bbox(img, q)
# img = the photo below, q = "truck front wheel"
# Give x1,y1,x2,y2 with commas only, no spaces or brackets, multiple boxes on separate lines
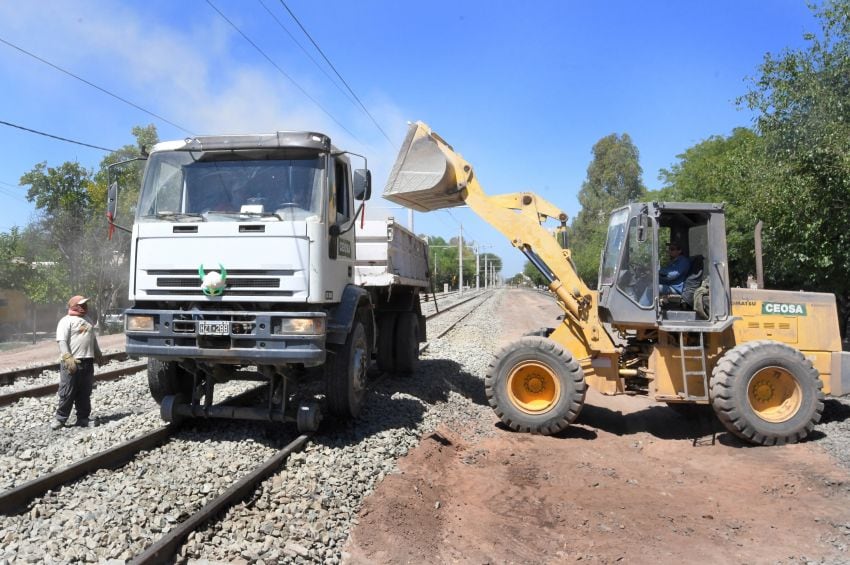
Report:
147,359,193,404
485,337,586,435
326,320,369,418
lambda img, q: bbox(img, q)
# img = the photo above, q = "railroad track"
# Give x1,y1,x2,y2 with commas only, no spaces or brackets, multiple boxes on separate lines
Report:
0,362,148,407
0,384,311,563
0,290,506,562
0,351,130,385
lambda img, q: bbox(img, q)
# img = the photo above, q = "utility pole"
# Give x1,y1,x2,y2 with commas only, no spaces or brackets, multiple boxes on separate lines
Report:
458,224,464,294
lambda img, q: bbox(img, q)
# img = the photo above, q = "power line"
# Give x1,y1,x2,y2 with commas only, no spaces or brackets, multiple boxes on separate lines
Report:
278,0,393,146
0,36,194,136
206,0,359,141
256,0,357,107
0,119,116,152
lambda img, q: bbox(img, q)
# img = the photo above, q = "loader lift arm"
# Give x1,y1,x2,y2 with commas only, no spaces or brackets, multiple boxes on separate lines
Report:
384,121,617,359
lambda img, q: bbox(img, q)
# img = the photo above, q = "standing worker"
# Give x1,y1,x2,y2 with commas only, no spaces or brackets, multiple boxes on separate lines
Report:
50,295,104,430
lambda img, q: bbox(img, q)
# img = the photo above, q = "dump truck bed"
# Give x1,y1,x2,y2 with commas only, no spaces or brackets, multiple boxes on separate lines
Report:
354,219,430,288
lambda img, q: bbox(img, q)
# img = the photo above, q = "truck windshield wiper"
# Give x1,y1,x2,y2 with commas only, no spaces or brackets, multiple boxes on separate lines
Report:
145,212,206,221
205,211,283,220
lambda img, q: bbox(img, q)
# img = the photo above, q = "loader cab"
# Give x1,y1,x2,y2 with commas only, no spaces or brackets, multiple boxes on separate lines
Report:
597,202,732,331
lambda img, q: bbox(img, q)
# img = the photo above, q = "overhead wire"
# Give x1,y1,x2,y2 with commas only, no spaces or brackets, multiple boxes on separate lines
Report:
206,0,359,142
0,36,194,136
0,119,116,152
256,0,357,108
277,0,394,146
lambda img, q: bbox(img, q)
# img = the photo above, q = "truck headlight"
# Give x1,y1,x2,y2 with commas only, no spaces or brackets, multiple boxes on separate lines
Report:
126,315,155,331
273,317,324,335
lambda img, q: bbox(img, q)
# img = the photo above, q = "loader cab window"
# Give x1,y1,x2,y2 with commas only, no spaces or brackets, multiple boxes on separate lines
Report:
600,208,629,287
616,216,655,307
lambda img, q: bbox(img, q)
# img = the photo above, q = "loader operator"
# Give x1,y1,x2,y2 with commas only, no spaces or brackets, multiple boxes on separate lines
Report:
639,242,690,305
659,242,690,295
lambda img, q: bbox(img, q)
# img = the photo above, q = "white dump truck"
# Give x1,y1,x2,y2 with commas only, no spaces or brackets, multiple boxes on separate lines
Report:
107,131,429,432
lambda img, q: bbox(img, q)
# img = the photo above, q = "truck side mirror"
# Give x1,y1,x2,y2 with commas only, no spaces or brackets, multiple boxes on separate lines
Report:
353,169,371,201
107,181,119,219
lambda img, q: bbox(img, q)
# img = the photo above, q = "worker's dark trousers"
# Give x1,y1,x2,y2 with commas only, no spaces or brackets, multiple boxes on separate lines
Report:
54,358,94,422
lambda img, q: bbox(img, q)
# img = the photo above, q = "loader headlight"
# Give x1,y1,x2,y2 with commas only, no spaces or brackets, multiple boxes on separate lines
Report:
272,317,324,335
126,315,155,332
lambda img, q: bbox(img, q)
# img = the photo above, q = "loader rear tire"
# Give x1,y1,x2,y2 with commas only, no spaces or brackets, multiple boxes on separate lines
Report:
710,340,823,445
485,336,586,435
376,313,396,373
147,360,193,404
394,312,420,375
325,320,369,419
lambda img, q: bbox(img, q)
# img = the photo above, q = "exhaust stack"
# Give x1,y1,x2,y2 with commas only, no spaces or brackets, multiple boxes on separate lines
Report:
383,122,469,212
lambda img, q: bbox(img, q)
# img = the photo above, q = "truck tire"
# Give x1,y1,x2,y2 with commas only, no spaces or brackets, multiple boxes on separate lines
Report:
147,359,193,404
485,336,586,435
710,340,824,445
326,320,369,419
394,312,420,374
376,313,396,372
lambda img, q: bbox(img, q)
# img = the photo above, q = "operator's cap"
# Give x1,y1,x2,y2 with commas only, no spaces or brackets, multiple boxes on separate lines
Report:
68,295,89,308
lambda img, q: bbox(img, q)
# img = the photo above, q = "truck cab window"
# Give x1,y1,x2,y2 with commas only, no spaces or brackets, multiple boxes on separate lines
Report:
333,160,351,223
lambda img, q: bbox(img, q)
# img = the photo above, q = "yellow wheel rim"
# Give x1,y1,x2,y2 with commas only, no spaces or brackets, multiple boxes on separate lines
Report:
747,366,802,423
507,361,561,415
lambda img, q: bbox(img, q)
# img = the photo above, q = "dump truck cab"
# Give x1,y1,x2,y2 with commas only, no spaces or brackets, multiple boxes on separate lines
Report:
597,202,733,332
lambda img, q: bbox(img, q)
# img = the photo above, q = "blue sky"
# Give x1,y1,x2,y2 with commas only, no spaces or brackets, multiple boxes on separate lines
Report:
0,0,820,277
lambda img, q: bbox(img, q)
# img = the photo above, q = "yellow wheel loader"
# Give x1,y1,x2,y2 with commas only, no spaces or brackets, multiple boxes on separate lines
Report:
384,121,850,446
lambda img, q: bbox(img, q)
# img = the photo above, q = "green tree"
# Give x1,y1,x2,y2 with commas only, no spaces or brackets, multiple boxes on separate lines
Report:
740,0,850,326
658,128,767,285
571,133,646,286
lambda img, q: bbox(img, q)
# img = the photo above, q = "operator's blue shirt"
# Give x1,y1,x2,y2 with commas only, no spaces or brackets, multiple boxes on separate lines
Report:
659,255,690,294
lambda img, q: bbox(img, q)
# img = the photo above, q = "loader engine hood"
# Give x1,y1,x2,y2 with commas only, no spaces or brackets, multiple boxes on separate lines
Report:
131,222,309,301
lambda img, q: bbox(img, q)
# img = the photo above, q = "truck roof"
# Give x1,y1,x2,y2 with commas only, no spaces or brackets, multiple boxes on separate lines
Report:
151,131,334,153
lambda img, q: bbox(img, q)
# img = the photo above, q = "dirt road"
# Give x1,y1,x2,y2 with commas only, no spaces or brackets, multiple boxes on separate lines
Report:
344,290,850,564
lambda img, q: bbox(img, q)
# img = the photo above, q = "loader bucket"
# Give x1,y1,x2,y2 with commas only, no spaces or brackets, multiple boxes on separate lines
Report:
383,121,468,212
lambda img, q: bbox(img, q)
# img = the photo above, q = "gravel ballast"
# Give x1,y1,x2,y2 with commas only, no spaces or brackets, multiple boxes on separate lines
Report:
1,289,849,563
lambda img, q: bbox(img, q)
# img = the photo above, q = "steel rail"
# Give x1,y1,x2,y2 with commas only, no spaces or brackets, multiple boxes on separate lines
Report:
130,433,310,564
0,362,148,407
420,291,494,353
0,387,266,514
0,425,174,515
0,351,130,385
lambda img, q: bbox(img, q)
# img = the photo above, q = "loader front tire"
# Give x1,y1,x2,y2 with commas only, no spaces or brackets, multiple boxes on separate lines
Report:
710,340,823,445
485,337,586,435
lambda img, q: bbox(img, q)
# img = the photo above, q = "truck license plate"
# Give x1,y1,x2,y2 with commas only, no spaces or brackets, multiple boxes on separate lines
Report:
198,321,229,335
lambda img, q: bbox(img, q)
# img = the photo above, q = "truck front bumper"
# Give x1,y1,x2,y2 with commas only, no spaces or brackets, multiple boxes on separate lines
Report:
124,308,327,366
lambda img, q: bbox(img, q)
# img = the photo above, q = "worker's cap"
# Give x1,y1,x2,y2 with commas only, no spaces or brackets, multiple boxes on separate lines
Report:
666,242,682,250
68,295,89,308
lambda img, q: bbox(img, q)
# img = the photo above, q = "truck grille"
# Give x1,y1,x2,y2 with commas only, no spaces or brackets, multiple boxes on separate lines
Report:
156,278,281,288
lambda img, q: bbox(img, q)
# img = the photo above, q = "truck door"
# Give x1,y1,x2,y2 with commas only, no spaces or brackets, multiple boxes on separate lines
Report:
326,157,355,295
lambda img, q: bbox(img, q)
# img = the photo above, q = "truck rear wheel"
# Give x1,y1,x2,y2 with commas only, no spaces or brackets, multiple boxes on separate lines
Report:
376,313,396,372
394,312,420,374
710,340,824,445
485,336,586,435
147,359,193,404
326,320,369,418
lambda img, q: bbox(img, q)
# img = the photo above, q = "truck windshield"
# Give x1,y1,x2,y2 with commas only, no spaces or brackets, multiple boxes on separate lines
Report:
599,208,629,286
137,150,325,221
